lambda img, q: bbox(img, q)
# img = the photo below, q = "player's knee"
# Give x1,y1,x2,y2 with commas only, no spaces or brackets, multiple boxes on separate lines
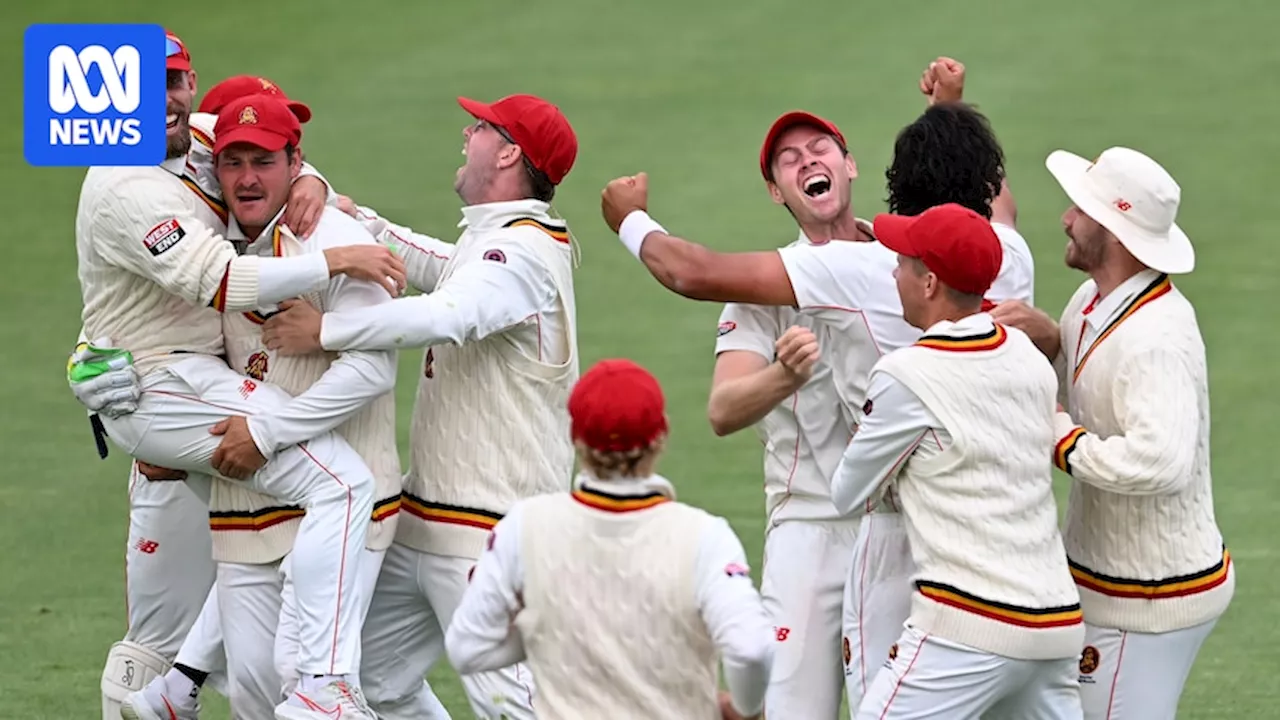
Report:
101,640,169,712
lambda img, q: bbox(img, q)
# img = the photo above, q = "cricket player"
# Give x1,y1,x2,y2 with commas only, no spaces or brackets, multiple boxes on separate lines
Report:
71,37,407,716
603,57,1036,715
706,107,873,719
446,358,775,719
832,203,1084,719
64,36,347,720
993,147,1234,719
839,60,1039,711
101,94,420,719
261,93,580,719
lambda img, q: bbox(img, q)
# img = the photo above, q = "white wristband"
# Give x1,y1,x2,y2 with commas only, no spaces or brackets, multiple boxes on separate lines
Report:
617,210,666,259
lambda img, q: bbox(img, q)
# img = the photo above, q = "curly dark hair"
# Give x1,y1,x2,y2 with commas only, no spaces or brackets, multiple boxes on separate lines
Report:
885,102,1005,219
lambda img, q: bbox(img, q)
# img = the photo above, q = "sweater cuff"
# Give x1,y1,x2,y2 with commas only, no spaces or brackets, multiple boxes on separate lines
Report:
220,255,262,312
1053,413,1085,474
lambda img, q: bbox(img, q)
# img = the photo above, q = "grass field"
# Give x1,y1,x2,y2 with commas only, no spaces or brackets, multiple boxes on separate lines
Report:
3,0,1277,717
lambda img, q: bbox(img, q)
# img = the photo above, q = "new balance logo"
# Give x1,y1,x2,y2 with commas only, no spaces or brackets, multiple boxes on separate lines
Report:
23,24,166,166
135,539,159,554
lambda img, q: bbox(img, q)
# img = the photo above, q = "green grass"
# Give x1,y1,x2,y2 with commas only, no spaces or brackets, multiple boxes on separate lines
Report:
2,0,1276,717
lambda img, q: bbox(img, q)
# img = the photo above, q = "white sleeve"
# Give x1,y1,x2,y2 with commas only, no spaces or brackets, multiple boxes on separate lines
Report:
988,223,1035,305
714,303,778,360
695,517,774,718
445,507,527,674
831,370,937,515
319,237,556,351
245,241,398,457
353,205,454,293
776,242,878,311
1052,347,1200,495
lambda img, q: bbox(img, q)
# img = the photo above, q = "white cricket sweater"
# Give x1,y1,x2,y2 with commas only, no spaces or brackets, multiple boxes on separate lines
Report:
875,322,1084,660
74,119,335,377
513,478,757,719
398,204,578,560
1054,271,1234,633
211,212,402,564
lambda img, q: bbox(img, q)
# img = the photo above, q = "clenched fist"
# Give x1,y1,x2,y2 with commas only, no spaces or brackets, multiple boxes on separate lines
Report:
601,172,650,233
920,56,966,105
776,325,820,384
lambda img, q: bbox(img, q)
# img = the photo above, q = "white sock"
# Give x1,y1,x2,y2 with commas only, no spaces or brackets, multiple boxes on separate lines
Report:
163,668,199,705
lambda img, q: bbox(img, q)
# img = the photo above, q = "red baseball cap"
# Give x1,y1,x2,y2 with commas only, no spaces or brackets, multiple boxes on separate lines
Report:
213,95,302,156
760,110,847,182
873,203,1004,296
165,30,191,72
458,94,577,185
569,359,669,453
200,75,312,123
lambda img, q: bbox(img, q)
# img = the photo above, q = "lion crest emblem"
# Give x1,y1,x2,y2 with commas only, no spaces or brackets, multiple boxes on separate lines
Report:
245,351,269,381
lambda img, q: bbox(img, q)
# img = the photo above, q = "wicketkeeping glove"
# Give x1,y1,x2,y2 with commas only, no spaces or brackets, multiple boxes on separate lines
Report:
67,340,140,418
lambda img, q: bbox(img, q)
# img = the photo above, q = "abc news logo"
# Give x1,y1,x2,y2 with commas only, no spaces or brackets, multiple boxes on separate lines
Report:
48,44,144,146
24,24,167,167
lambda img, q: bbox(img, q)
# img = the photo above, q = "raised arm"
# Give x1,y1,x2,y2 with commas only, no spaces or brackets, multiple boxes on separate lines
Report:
600,173,798,306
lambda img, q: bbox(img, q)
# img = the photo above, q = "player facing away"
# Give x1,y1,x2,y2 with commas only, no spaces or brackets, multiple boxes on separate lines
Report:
832,204,1084,719
993,147,1234,719
61,33,361,720
446,358,776,720
71,44,407,718
260,93,580,719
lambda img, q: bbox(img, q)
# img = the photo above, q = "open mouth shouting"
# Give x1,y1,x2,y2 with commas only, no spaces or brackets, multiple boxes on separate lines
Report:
801,172,833,200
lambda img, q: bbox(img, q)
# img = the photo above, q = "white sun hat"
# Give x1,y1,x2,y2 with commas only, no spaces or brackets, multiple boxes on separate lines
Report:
1045,146,1195,274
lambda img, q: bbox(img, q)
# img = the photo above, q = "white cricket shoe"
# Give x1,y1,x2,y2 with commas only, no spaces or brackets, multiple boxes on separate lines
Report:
121,674,199,720
274,680,375,719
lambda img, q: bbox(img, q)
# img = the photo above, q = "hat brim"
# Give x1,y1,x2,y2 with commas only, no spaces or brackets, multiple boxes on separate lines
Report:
213,128,290,156
286,100,312,124
458,97,504,127
1045,150,1195,274
871,213,922,259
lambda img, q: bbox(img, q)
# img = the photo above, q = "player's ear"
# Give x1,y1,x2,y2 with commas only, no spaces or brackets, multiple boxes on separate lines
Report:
497,142,523,171
766,181,785,206
186,69,198,96
844,154,857,181
288,146,302,178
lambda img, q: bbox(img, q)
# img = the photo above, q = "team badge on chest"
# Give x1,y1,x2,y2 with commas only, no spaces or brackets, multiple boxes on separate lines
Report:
245,350,270,381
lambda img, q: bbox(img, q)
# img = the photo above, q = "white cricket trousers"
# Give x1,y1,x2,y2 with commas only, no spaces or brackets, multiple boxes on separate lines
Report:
121,462,215,660
170,547,452,719
362,541,537,720
100,355,373,678
759,518,857,719
855,626,1084,719
1077,618,1218,719
843,511,915,713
